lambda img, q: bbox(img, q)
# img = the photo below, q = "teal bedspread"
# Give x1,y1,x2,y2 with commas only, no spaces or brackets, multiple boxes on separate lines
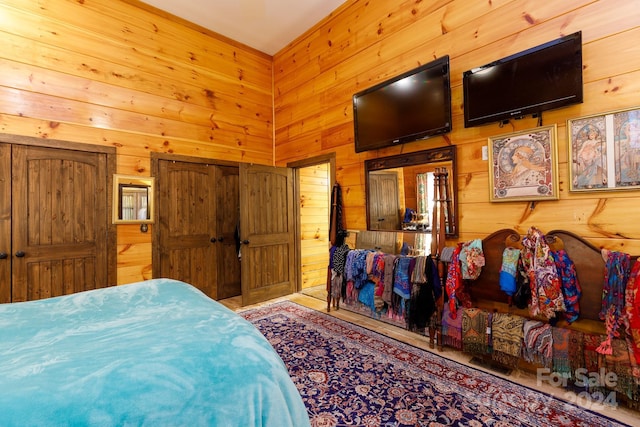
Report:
0,279,310,427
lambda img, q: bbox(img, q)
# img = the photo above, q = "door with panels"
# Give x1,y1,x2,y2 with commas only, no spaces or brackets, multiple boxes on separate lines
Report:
155,159,241,300
0,140,116,303
154,157,295,305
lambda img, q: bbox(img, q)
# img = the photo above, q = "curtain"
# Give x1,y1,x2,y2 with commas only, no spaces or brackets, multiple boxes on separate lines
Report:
416,173,429,218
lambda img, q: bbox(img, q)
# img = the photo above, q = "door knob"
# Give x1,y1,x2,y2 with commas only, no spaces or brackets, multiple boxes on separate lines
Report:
210,237,217,243
218,237,224,242
241,240,250,245
0,252,7,259
15,250,25,258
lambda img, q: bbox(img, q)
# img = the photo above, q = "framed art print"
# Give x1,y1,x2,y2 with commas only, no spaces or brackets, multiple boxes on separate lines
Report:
568,106,640,191
488,124,559,202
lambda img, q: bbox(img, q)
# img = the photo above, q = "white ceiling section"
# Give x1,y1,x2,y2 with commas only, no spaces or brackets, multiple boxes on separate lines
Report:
141,0,348,55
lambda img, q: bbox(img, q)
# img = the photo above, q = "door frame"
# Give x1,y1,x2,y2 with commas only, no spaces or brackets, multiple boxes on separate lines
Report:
287,153,336,293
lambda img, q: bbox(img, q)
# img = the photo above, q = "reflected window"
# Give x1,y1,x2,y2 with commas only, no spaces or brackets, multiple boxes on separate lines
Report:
112,174,154,224
119,185,149,220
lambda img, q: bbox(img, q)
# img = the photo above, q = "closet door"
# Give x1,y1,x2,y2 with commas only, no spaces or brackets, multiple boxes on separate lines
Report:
11,145,112,302
0,144,10,302
240,164,295,305
156,160,218,298
215,165,241,299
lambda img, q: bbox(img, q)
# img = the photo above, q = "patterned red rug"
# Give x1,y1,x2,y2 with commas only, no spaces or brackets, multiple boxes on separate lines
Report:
241,301,631,427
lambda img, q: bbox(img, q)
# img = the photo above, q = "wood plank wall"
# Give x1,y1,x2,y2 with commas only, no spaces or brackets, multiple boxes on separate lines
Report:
0,0,274,284
2,0,638,285
274,0,640,254
299,163,330,289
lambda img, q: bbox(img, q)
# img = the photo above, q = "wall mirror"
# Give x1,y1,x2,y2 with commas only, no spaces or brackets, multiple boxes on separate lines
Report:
365,146,457,237
112,174,155,224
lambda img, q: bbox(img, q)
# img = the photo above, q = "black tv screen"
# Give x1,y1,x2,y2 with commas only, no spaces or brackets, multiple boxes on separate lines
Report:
353,56,452,153
463,32,583,128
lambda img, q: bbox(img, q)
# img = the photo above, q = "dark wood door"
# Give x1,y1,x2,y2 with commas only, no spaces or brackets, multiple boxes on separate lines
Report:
369,171,400,230
156,160,218,298
9,144,112,302
0,144,11,302
240,164,295,305
214,165,241,299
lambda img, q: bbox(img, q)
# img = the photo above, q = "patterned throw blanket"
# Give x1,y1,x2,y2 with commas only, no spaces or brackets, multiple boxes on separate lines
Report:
522,320,553,368
491,313,525,368
441,304,463,350
462,308,490,354
552,327,571,377
605,338,639,404
582,333,607,395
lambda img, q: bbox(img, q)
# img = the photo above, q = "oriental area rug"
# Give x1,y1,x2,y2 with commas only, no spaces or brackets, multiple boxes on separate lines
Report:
241,301,630,427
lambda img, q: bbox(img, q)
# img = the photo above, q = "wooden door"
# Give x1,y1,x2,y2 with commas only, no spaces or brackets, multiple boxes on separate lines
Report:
214,165,241,299
0,144,11,302
10,144,113,302
156,160,218,298
240,164,295,305
369,171,400,230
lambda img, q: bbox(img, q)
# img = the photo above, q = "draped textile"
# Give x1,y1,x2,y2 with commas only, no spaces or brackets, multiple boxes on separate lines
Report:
520,227,566,319
408,256,439,332
441,304,463,350
393,256,415,299
416,172,429,218
568,329,585,379
583,333,607,393
604,338,637,403
499,247,520,297
381,254,397,305
459,238,485,280
552,327,571,377
551,249,581,323
446,244,464,318
462,308,490,354
491,313,525,368
625,260,640,365
329,182,346,246
346,249,370,290
597,250,630,354
371,253,386,311
331,244,350,275
522,320,553,368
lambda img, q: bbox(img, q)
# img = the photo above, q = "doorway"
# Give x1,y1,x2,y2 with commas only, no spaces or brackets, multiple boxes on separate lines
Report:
289,154,335,301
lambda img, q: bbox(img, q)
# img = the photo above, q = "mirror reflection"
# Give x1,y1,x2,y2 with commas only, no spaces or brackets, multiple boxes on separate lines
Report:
365,146,457,237
113,174,155,224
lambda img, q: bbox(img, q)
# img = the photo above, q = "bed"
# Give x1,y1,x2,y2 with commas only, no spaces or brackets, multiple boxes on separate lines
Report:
0,278,310,426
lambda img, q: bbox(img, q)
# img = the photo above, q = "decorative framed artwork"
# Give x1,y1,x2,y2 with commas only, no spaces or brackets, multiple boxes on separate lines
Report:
568,106,640,191
488,124,559,202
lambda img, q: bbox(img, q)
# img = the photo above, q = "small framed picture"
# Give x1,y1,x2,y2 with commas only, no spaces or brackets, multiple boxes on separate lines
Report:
488,124,559,202
568,106,640,191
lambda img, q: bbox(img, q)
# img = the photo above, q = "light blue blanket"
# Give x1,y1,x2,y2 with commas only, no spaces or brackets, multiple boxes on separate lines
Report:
0,279,310,427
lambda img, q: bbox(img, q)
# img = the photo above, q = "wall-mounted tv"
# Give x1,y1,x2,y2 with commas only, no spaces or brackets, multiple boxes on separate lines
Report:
353,55,452,153
463,31,583,128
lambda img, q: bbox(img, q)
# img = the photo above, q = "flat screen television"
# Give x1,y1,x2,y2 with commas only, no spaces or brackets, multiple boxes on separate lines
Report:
463,31,583,128
353,55,452,153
